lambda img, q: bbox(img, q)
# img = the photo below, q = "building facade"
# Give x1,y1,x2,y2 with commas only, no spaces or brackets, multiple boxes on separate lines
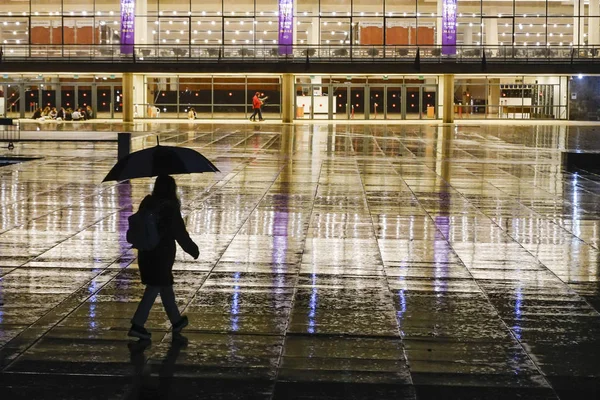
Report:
0,0,599,121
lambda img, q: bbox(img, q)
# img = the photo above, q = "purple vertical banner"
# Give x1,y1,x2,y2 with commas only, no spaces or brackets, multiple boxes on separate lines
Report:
278,0,293,55
120,0,135,54
442,0,457,55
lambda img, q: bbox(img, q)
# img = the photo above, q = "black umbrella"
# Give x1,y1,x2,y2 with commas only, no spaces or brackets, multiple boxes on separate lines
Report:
102,142,219,182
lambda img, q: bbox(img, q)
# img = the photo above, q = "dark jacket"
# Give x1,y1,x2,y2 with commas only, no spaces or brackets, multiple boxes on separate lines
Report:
137,195,199,286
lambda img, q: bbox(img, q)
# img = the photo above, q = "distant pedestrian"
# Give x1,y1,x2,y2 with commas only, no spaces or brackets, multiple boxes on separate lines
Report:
128,175,199,340
249,91,264,121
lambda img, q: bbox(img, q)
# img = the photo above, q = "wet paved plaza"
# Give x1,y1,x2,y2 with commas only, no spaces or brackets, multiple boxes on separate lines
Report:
0,122,599,399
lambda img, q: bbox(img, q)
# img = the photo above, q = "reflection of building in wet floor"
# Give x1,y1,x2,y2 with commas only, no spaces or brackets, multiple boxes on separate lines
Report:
0,122,598,399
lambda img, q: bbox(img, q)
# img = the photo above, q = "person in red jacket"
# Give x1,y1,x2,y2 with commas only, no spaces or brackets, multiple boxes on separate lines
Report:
249,92,264,121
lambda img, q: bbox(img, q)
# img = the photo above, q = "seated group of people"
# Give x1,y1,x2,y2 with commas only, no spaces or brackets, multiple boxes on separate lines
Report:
31,105,94,121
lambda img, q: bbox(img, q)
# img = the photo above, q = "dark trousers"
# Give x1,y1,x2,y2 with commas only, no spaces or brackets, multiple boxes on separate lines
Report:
131,285,181,326
249,108,263,121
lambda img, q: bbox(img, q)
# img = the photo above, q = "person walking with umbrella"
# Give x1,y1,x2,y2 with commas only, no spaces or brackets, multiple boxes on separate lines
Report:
128,175,199,340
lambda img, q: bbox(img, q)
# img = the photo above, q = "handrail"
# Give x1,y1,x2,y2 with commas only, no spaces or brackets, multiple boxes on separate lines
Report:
1,44,599,63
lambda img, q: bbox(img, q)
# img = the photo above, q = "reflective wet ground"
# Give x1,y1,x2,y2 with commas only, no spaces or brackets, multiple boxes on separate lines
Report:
0,122,599,399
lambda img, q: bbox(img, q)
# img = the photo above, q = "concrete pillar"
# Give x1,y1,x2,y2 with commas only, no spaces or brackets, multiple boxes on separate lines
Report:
282,73,294,123
135,0,147,47
441,74,454,123
122,73,134,123
307,17,319,45
436,0,443,46
464,25,473,45
484,9,498,46
133,74,145,118
487,78,500,117
574,0,585,46
589,0,599,47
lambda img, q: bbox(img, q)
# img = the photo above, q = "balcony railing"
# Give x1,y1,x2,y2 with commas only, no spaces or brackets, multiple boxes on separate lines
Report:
2,44,599,64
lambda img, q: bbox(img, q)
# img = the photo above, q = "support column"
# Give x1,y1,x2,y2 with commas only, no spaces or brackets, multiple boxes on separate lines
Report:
436,0,443,46
133,74,145,118
135,0,148,48
441,74,454,123
487,78,500,117
282,73,294,123
464,25,473,45
589,0,599,47
122,73,134,123
574,0,585,46
484,9,498,47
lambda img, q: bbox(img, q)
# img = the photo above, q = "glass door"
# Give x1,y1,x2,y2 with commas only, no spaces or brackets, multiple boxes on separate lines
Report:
369,86,384,119
405,86,421,119
331,84,350,119
386,85,403,119
96,85,113,118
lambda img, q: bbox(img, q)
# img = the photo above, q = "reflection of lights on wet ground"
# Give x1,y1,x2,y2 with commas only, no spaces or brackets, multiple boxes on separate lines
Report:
231,271,240,332
308,273,317,334
397,289,406,336
0,277,4,324
88,280,98,329
512,284,523,341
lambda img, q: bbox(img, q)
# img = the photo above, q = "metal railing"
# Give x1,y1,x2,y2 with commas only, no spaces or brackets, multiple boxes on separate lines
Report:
2,44,600,64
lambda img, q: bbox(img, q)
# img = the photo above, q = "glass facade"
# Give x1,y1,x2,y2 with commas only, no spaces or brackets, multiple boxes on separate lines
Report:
0,0,598,57
0,0,595,121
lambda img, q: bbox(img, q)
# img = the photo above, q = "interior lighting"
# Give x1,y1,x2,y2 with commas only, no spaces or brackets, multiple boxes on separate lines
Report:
272,39,276,43
232,39,236,43
567,24,571,28
536,42,540,46
155,21,159,24
166,30,170,34
180,30,184,34
211,21,215,25
505,23,509,27
579,74,583,79
204,39,208,43
193,30,197,34
110,11,114,15
191,39,195,43
338,21,342,25
303,12,307,16
559,42,563,45
169,20,173,24
245,39,249,43
259,39,263,43
249,30,253,34
208,30,212,34
202,11,206,15
175,39,180,43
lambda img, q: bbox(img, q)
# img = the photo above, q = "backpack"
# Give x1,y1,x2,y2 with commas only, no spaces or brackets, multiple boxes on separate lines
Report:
126,205,161,251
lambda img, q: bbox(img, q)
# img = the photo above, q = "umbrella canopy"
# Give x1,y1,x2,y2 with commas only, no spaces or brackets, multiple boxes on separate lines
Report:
102,144,219,182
